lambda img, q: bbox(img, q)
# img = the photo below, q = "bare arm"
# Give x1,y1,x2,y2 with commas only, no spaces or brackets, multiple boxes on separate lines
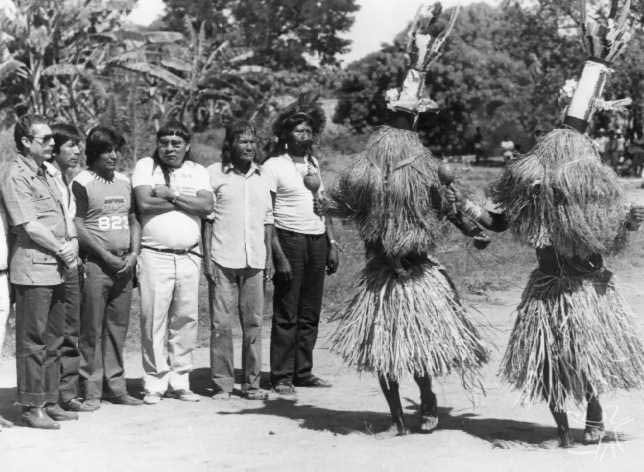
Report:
202,219,214,283
134,186,213,217
128,212,141,255
115,212,141,276
269,192,292,280
325,216,339,274
134,186,175,214
264,223,274,279
74,216,123,269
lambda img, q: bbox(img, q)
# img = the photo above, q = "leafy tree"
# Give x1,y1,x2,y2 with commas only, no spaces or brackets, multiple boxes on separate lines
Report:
334,1,643,152
162,0,360,68
0,0,137,125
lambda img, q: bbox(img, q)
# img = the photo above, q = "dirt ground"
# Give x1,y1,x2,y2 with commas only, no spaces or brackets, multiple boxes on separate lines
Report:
2,182,644,472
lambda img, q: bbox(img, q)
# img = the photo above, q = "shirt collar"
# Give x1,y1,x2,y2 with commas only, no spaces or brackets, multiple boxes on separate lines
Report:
223,161,260,176
16,153,45,177
43,161,60,178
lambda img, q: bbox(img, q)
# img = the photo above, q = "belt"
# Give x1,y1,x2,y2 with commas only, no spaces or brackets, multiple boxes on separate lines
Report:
276,228,326,239
141,244,201,257
84,249,129,261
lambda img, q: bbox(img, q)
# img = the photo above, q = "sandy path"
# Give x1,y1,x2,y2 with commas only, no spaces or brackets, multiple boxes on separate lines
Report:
3,283,644,472
3,184,644,472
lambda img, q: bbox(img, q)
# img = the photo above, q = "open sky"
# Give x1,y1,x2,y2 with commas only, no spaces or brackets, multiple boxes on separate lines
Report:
128,0,499,64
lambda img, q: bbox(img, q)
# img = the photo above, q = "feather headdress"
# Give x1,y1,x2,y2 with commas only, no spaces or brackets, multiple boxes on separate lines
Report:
564,0,634,132
385,3,460,118
492,1,634,258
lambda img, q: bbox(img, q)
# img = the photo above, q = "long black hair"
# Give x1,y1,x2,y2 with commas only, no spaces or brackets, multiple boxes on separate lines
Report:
220,121,260,167
152,120,192,186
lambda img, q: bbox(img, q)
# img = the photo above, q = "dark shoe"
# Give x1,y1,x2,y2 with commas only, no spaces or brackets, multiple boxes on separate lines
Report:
272,382,296,396
293,375,332,388
107,394,144,406
45,404,79,421
62,398,99,412
22,407,60,430
0,414,14,428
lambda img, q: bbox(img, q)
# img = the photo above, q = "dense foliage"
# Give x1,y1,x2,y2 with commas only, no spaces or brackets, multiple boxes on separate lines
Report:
333,1,644,154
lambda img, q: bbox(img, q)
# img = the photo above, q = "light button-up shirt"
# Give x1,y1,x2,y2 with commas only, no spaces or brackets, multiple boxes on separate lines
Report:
207,162,273,270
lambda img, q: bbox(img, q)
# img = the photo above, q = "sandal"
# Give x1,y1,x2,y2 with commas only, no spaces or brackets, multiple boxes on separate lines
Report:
242,389,269,400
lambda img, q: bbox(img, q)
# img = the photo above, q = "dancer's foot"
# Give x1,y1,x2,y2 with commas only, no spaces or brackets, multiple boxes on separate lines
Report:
584,395,604,445
420,414,439,433
583,425,605,444
415,375,438,433
376,421,409,438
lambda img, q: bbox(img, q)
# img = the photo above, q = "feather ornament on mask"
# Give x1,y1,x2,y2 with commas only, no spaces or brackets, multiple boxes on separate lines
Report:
493,1,634,257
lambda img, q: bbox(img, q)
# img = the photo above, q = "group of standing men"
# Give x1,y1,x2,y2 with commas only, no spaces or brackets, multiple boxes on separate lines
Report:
0,109,339,430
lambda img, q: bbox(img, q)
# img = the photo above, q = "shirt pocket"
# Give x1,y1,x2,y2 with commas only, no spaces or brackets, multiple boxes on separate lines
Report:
32,252,59,265
32,194,58,218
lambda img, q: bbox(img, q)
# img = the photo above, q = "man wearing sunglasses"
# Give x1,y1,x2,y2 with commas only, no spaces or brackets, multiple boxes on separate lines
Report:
0,115,78,429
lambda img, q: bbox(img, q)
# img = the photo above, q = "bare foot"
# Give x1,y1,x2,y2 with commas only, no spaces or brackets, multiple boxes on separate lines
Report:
583,427,605,445
375,422,409,438
419,415,438,433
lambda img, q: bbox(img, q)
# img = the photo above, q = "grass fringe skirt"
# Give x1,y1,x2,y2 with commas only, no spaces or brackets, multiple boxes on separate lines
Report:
330,256,488,389
501,268,644,410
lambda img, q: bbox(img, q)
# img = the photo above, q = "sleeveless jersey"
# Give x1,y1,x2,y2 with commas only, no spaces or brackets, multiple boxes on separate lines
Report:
71,170,132,254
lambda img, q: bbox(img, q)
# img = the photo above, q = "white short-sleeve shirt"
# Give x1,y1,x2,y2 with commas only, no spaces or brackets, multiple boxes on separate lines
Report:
132,157,210,250
261,154,326,235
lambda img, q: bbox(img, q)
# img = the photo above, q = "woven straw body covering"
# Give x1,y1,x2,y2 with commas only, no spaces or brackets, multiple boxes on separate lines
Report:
331,125,450,258
501,263,644,411
492,128,629,259
330,254,488,388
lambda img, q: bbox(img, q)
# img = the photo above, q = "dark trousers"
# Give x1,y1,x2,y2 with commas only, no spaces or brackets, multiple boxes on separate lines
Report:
14,283,65,407
59,265,81,403
79,259,132,400
270,229,327,385
209,264,263,393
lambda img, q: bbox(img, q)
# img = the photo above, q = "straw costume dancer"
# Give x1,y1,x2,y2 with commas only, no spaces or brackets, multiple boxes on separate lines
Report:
448,0,644,447
321,3,490,436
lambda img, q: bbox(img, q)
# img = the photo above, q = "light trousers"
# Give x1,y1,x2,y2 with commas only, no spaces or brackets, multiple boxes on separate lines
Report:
138,249,200,394
209,264,263,393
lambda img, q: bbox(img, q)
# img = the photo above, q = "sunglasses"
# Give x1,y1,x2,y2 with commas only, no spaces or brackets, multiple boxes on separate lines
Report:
29,134,55,144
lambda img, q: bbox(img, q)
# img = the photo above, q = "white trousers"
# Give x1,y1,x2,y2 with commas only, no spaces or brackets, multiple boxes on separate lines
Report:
138,249,200,394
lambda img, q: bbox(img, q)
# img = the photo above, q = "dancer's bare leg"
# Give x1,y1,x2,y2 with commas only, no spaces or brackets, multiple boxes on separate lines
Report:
378,374,408,436
549,400,573,447
583,392,605,444
414,373,438,432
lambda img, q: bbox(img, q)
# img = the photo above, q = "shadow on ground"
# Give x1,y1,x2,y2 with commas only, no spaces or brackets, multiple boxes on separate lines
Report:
217,395,630,449
125,367,272,398
0,386,18,424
